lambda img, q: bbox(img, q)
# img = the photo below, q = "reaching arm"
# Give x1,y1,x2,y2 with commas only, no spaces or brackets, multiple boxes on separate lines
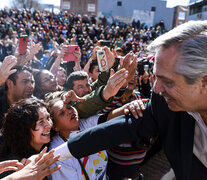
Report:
75,68,128,118
0,160,23,174
50,46,67,75
106,99,149,120
3,147,61,180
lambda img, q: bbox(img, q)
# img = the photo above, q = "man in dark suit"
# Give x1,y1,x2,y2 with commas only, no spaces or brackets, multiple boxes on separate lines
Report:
54,21,207,180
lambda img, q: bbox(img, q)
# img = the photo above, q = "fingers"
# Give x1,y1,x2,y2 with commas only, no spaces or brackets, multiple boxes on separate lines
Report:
28,149,61,180
119,57,123,67
92,46,100,59
0,160,23,173
110,68,128,80
16,162,24,171
60,46,68,56
0,56,18,86
136,100,145,111
124,108,130,115
35,147,47,163
112,78,127,92
122,53,132,69
112,49,118,57
64,90,86,103
3,55,17,66
128,55,138,75
124,55,137,86
62,91,73,103
0,160,18,168
20,158,27,166
36,149,55,166
37,149,60,170
102,46,115,69
7,69,17,76
0,166,18,173
102,46,110,55
2,56,17,71
125,99,148,119
103,69,128,100
129,102,142,119
109,69,128,87
41,164,61,177
120,53,138,87
109,68,115,77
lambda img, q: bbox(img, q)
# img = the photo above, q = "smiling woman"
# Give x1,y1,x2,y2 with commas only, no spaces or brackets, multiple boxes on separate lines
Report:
0,98,53,177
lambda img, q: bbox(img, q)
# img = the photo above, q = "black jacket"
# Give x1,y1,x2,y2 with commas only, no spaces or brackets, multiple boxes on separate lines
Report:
67,91,207,180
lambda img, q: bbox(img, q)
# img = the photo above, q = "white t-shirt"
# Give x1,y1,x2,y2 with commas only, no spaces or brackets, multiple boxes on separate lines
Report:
49,115,108,180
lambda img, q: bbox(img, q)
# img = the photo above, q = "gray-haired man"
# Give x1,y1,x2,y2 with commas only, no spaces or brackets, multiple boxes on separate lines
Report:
55,21,207,180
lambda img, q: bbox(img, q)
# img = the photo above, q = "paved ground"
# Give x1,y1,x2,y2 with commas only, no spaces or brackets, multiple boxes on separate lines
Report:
138,149,172,180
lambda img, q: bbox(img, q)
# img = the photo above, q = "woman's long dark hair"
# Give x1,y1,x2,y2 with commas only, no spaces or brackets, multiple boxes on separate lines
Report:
0,98,46,160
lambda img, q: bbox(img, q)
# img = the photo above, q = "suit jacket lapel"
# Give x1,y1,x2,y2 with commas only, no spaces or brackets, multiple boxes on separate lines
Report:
180,112,195,180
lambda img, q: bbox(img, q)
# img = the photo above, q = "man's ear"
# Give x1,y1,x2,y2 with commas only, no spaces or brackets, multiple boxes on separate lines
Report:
6,79,14,90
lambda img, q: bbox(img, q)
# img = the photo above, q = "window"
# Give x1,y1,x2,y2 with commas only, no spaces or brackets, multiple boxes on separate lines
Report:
151,7,156,12
88,4,96,12
178,12,185,20
202,5,207,12
117,1,122,6
63,1,70,10
189,4,202,15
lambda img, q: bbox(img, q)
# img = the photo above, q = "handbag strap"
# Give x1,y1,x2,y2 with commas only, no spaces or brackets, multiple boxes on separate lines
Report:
59,135,90,180
77,158,90,180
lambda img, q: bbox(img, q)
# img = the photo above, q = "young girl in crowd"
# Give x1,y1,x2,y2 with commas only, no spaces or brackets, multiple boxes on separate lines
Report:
46,93,108,180
45,90,144,180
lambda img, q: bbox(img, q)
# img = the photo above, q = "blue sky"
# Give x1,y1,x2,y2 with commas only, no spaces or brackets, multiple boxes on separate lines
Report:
0,0,190,9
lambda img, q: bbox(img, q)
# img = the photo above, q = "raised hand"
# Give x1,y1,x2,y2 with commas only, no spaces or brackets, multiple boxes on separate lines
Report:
121,53,138,88
73,47,81,60
62,90,86,104
102,46,115,69
0,56,17,86
103,68,128,100
58,45,68,58
29,42,42,56
3,147,61,180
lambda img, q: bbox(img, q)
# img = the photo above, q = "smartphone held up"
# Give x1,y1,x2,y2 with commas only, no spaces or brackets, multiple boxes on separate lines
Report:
96,49,108,72
100,40,111,47
18,35,29,55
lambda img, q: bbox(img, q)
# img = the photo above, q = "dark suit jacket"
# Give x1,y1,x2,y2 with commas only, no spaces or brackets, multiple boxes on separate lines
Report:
67,92,207,180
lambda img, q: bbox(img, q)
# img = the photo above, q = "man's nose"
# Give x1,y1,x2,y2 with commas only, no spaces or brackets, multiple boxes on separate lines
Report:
28,81,34,89
84,86,90,92
154,79,164,94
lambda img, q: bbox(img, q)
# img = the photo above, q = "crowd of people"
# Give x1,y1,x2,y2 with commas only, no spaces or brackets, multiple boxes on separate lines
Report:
0,6,207,180
0,7,160,180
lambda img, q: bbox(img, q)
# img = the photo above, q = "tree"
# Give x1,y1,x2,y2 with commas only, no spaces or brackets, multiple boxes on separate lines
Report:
11,0,42,10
